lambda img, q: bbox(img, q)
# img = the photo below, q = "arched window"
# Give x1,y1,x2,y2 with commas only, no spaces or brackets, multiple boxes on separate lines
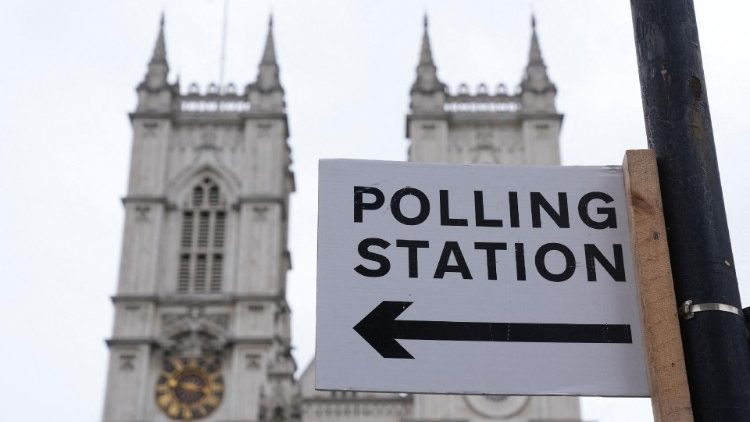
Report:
177,177,226,293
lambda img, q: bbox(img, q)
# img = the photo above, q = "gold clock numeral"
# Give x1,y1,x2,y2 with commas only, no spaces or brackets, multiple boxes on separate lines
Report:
203,395,220,407
157,393,172,407
195,405,209,417
167,403,180,417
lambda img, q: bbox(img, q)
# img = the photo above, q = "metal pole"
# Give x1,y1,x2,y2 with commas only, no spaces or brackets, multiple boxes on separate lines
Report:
629,1,750,420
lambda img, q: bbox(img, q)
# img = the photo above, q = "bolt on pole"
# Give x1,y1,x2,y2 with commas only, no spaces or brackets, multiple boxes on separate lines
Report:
629,0,750,420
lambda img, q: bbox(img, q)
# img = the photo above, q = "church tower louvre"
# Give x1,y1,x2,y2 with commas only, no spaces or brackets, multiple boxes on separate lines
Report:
102,14,299,422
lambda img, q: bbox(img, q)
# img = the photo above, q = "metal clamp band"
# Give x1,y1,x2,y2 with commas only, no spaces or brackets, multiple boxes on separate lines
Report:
679,300,744,320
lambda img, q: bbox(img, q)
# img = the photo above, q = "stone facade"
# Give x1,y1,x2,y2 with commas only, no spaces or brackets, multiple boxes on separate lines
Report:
102,16,299,422
407,16,561,166
297,16,581,422
104,13,581,422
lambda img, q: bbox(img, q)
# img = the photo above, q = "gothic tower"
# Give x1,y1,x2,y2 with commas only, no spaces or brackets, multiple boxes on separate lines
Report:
407,15,561,166
404,15,579,421
102,16,299,421
298,16,581,422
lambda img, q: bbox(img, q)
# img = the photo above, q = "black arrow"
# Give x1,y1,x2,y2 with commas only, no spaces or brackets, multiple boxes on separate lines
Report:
353,301,633,359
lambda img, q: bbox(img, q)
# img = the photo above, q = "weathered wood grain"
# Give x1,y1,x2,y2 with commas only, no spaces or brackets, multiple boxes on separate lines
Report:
623,149,693,422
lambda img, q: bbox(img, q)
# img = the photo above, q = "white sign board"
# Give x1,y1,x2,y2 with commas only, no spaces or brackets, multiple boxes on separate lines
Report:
316,159,648,397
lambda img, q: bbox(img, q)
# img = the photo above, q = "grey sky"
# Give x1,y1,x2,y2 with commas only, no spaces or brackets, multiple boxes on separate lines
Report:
1,1,748,421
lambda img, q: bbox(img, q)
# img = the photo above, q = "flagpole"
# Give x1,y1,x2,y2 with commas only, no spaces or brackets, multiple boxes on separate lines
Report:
219,0,229,88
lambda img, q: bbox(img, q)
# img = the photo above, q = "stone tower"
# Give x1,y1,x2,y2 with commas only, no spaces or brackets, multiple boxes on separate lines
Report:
298,15,580,422
102,15,299,421
405,15,580,421
407,15,561,166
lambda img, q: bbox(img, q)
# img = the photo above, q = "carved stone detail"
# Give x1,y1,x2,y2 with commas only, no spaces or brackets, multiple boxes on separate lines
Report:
246,353,262,369
159,305,230,357
119,354,135,371
134,205,151,222
253,205,269,220
259,381,301,421
268,345,296,374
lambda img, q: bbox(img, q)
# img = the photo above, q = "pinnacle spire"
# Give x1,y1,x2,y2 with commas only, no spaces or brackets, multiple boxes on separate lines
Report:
254,14,282,92
150,12,168,65
141,13,169,91
527,14,544,67
418,13,435,66
411,14,444,95
261,14,278,65
520,14,556,108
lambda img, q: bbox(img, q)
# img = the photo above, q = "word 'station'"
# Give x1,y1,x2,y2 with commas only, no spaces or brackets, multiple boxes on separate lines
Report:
316,159,648,397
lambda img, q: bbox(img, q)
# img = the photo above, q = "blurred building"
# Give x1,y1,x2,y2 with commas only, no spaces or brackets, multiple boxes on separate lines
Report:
102,13,580,422
102,15,298,421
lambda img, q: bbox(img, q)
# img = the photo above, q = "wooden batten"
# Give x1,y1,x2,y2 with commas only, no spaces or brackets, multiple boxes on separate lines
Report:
623,149,693,422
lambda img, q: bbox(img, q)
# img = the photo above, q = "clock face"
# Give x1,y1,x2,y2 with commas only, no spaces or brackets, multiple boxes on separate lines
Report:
156,357,224,420
464,395,529,418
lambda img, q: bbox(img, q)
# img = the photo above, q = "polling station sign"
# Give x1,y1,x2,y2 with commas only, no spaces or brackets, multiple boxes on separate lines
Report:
316,159,648,397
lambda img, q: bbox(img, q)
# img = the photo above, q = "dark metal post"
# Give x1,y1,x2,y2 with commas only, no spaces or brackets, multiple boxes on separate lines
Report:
630,1,750,419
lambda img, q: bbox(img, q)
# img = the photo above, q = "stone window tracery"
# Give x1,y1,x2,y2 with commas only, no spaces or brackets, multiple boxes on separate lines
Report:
178,177,226,293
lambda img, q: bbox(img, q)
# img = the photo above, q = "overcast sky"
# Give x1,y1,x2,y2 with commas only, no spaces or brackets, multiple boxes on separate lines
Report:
1,1,748,421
